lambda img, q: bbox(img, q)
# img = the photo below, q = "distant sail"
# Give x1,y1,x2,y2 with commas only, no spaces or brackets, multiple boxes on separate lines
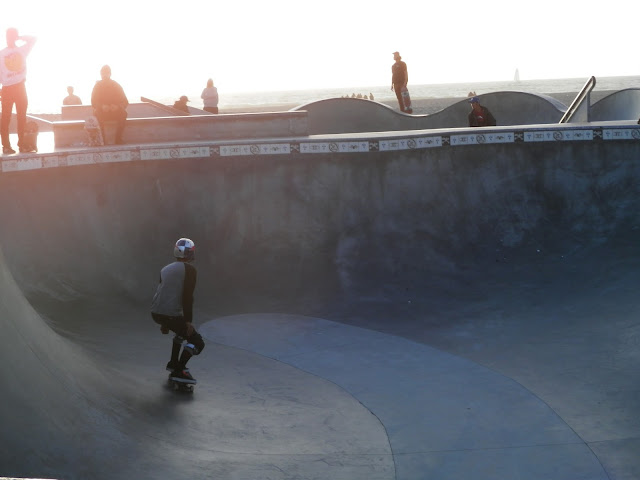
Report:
514,68,520,82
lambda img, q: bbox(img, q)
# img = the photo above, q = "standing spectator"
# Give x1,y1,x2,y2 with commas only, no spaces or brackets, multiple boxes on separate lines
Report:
63,86,82,105
468,96,497,127
0,28,36,154
201,79,219,114
91,65,128,145
391,51,410,113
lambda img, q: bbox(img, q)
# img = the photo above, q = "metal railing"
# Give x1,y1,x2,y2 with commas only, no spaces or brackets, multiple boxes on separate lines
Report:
559,76,596,123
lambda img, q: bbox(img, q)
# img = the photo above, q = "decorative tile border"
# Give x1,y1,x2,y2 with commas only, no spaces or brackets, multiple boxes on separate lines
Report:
219,143,292,156
2,125,639,174
603,128,640,141
523,130,594,142
140,146,210,161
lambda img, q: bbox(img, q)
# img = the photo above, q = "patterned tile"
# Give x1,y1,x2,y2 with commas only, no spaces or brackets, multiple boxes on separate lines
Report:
1,124,639,175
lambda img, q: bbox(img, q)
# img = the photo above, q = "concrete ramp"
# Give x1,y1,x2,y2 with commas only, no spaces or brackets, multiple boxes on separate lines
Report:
0,123,639,479
0,246,136,478
0,163,394,480
591,88,640,121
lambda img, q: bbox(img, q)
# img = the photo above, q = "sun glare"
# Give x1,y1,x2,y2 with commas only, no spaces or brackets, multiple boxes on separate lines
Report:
1,0,638,113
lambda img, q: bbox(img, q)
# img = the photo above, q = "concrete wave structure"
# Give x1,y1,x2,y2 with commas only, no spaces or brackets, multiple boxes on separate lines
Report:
591,88,640,121
0,119,639,479
294,92,568,134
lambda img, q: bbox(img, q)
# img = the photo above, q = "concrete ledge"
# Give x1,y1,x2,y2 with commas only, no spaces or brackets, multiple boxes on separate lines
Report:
61,102,186,120
53,111,309,147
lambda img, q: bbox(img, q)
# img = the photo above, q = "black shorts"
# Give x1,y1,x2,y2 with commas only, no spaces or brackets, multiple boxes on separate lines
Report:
152,313,190,337
151,313,205,354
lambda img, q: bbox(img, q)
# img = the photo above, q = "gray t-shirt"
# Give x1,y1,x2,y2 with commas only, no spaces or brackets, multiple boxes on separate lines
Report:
151,261,197,321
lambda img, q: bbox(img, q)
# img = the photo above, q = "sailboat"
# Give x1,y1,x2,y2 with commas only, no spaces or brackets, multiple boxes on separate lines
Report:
514,68,521,82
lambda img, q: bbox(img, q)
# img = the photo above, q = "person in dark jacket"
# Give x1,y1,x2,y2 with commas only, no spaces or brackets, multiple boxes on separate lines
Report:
173,95,190,114
151,238,205,385
91,65,128,144
468,96,496,127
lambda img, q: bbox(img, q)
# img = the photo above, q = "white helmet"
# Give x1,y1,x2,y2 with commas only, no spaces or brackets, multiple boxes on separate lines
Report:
174,238,195,261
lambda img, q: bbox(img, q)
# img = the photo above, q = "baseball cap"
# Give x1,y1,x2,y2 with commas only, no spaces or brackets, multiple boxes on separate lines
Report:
180,95,189,102
468,96,479,103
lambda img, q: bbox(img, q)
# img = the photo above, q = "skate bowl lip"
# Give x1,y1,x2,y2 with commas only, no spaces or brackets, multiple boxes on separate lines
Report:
2,119,638,175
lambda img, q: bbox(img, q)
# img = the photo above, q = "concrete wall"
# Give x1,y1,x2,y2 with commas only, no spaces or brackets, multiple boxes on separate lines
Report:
53,111,309,147
294,92,567,134
53,90,640,147
3,123,640,307
590,88,640,121
61,102,208,120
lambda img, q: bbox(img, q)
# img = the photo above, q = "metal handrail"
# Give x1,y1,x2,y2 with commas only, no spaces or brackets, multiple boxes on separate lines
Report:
559,76,596,123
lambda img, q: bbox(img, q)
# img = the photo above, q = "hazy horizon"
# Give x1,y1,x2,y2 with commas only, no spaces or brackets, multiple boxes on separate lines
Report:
2,0,638,111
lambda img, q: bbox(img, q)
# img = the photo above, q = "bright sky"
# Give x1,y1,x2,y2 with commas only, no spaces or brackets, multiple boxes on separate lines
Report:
1,0,638,110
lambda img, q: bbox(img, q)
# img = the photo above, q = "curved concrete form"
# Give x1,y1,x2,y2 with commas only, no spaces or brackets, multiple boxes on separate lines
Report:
294,91,567,134
590,88,640,121
0,121,639,479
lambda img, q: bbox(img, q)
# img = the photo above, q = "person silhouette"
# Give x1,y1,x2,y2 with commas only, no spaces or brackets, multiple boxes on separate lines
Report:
201,79,219,114
0,28,37,154
90,65,129,144
63,86,82,105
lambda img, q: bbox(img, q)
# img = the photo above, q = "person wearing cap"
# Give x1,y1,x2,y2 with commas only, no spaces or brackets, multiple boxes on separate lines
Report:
468,96,496,127
173,95,190,114
91,64,129,145
391,51,410,113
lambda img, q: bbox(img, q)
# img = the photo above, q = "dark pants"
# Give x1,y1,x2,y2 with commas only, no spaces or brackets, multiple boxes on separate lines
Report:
152,313,205,368
203,106,218,114
95,107,127,143
1,81,28,149
393,86,405,112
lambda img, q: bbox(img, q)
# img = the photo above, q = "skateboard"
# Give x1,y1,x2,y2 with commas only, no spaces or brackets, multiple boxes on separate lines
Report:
84,115,104,146
21,121,39,153
167,373,195,393
401,88,413,114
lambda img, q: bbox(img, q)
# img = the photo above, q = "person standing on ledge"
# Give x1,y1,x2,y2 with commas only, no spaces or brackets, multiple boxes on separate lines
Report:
91,65,129,145
63,86,82,105
201,78,219,114
468,96,497,127
391,51,410,113
0,28,36,154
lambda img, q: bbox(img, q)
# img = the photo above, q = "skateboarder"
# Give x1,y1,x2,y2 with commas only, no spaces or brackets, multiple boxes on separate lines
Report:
151,238,205,384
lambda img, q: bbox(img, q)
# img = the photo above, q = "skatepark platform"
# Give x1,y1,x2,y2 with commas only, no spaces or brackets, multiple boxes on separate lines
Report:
0,119,639,480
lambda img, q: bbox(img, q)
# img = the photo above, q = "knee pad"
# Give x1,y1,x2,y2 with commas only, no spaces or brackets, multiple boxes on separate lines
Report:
184,333,205,355
173,335,185,346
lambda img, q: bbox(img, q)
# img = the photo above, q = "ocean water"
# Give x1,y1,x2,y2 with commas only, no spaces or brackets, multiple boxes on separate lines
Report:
30,76,640,113
182,75,640,109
